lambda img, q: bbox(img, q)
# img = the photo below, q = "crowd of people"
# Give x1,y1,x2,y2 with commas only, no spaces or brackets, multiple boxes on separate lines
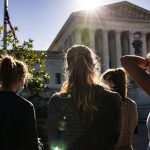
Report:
0,44,150,150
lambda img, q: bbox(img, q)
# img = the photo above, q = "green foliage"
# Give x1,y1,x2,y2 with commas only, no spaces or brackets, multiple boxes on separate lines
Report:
0,25,50,96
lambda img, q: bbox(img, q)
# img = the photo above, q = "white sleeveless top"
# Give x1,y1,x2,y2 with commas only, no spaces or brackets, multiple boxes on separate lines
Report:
147,113,150,150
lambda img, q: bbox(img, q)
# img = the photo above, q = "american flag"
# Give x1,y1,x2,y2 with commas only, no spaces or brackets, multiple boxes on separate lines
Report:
4,9,17,40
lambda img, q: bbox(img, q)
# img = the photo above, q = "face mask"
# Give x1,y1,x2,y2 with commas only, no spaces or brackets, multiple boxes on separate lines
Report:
16,86,24,95
110,86,118,92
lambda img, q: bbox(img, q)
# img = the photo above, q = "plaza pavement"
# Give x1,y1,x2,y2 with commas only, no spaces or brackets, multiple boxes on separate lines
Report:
133,122,149,150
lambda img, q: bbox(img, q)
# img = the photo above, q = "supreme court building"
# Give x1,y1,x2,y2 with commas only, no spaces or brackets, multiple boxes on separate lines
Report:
47,1,150,106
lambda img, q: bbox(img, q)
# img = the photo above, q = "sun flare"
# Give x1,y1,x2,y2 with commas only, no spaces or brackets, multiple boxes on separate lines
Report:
76,0,106,11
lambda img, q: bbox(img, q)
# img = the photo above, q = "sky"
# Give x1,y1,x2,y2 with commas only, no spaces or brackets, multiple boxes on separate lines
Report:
0,0,150,50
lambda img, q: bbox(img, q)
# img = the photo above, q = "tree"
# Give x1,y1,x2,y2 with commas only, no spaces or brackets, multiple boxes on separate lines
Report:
0,25,50,150
0,26,50,95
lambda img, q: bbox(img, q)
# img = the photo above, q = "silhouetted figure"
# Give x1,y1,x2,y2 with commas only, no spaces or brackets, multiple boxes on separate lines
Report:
0,55,39,150
121,53,150,150
101,68,138,150
48,45,122,150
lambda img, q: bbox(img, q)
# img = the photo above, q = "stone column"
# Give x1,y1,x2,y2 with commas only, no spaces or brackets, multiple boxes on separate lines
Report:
129,31,135,55
89,29,96,51
115,30,122,67
141,32,147,57
102,29,109,70
75,28,81,44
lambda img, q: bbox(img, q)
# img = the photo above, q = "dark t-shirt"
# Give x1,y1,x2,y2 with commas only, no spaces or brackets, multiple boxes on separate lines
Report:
0,91,39,150
48,85,121,150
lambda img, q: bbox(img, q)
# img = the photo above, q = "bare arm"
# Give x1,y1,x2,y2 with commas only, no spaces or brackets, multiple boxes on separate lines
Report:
121,55,150,96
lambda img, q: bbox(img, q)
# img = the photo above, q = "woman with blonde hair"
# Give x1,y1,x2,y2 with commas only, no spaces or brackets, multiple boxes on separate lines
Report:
0,55,39,150
48,45,121,150
101,68,138,150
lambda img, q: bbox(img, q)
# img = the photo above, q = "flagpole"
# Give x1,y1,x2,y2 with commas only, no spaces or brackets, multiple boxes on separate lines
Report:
3,0,8,50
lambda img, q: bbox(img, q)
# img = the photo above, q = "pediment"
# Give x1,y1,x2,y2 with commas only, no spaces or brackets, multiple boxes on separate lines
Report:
99,1,150,21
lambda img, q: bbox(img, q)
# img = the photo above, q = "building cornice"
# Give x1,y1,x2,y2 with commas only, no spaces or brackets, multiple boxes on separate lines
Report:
48,1,150,51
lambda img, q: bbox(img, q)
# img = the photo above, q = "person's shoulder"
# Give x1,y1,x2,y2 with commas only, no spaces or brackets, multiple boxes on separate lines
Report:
125,97,137,106
50,92,63,102
16,94,34,108
95,84,119,95
49,92,70,105
94,84,121,101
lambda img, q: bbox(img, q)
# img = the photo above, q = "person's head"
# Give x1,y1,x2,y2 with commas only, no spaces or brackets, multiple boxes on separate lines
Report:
61,45,101,122
62,44,101,92
0,55,30,92
101,68,127,99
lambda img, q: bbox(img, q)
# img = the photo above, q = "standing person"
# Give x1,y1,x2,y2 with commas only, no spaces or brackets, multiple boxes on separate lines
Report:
0,55,39,150
48,45,122,150
101,68,138,150
121,53,150,150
